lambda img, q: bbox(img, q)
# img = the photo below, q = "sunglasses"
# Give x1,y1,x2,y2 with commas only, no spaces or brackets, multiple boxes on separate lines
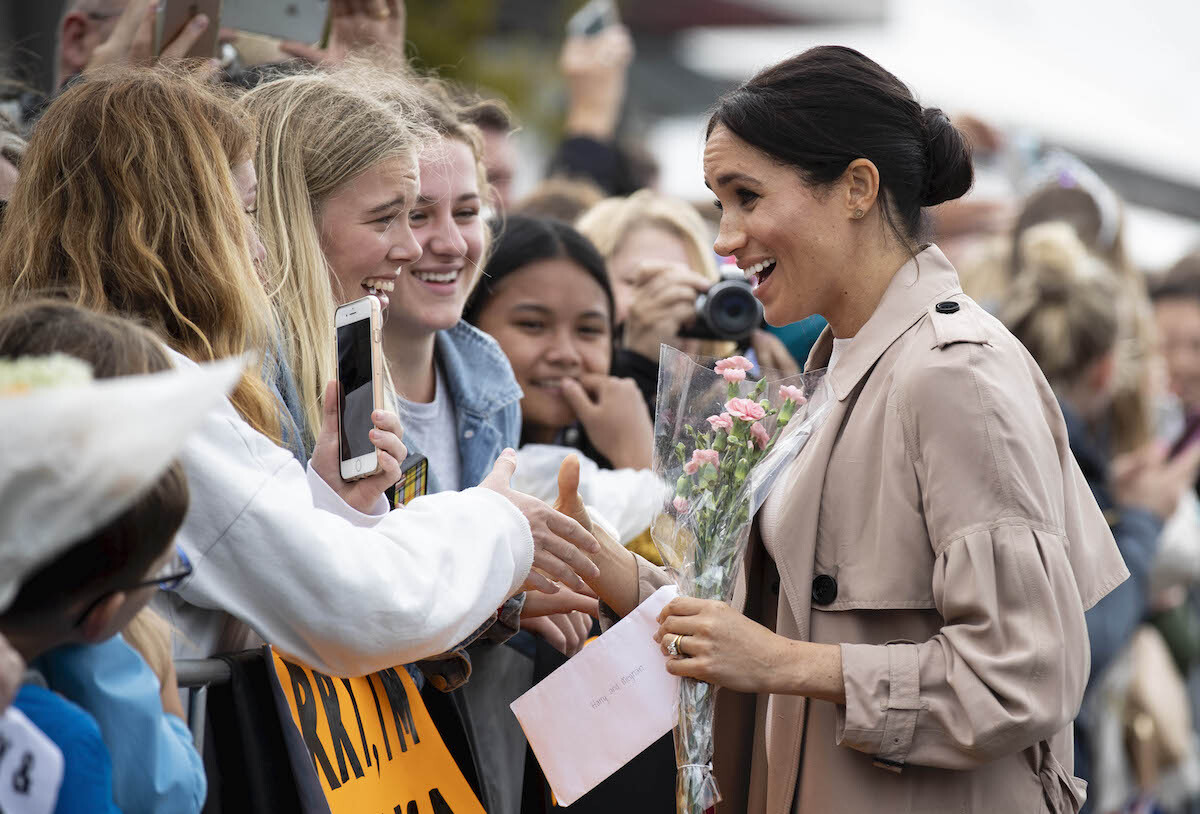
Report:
72,546,193,628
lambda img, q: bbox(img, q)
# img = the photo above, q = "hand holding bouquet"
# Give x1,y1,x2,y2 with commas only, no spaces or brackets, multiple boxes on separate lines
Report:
652,348,830,814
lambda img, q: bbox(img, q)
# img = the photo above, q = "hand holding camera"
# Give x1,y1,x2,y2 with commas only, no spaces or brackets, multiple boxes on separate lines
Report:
622,260,713,360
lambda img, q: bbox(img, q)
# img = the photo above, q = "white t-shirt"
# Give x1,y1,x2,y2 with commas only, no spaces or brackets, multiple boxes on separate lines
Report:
396,363,462,492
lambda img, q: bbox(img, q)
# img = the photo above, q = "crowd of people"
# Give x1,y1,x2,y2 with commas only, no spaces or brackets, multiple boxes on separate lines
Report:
1,2,1199,814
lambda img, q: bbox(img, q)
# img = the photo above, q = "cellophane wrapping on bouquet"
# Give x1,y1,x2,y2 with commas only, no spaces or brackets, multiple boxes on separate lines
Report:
651,346,831,814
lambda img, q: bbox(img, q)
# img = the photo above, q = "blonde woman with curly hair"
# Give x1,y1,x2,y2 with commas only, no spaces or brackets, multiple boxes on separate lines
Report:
576,190,798,410
0,65,600,679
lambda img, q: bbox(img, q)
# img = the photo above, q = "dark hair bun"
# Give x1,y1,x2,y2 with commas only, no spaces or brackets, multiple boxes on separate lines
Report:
920,107,973,207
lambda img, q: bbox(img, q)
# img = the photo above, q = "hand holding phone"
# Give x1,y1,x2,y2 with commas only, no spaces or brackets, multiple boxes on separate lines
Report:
85,0,216,73
335,296,387,480
559,6,633,141
308,298,408,513
276,0,406,66
155,0,222,58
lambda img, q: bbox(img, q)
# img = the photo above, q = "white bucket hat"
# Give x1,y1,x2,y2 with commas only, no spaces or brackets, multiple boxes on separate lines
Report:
0,354,244,611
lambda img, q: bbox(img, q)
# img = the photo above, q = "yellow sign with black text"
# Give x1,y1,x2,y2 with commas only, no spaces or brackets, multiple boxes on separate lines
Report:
268,650,485,814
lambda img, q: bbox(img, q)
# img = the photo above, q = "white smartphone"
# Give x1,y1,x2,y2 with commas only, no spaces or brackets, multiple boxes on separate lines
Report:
335,296,384,482
221,0,329,45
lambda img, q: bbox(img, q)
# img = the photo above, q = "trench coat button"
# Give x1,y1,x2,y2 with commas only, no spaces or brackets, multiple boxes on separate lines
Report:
812,574,838,605
935,301,960,314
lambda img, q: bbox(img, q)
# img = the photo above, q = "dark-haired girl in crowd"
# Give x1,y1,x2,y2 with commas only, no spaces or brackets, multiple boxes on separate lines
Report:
466,214,662,547
465,213,674,812
574,46,1127,813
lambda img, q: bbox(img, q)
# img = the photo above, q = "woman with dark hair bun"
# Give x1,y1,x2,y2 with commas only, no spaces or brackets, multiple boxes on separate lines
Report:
575,46,1127,813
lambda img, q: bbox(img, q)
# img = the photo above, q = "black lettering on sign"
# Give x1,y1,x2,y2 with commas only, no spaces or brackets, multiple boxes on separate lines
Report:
313,670,365,783
406,803,419,814
285,661,341,790
11,753,31,794
429,788,457,813
342,678,372,769
376,668,420,753
366,673,392,760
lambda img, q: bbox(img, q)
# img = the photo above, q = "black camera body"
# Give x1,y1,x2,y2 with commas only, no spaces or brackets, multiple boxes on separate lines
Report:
679,271,763,342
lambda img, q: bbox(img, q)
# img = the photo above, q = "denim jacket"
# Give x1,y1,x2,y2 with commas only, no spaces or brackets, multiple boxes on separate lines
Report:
403,322,525,691
416,321,523,493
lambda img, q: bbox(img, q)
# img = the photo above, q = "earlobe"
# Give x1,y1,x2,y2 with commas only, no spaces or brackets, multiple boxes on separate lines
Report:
844,158,881,220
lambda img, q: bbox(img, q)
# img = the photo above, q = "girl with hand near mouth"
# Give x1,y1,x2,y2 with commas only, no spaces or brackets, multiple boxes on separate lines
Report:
466,214,661,547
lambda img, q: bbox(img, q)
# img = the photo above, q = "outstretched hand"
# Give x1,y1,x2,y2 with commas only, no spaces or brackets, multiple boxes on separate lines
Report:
311,380,407,513
481,450,600,595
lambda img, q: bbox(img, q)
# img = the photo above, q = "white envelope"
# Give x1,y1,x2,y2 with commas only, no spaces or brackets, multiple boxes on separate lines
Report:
511,584,680,806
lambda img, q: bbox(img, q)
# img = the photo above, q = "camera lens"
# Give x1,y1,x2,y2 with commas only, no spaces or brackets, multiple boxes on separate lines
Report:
701,279,762,340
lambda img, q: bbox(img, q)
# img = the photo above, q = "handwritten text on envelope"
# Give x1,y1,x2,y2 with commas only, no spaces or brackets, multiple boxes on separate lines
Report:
511,584,680,806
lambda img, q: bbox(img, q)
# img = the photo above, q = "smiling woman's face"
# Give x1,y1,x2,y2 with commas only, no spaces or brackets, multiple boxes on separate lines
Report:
474,258,613,438
704,124,847,327
318,156,422,311
394,137,486,337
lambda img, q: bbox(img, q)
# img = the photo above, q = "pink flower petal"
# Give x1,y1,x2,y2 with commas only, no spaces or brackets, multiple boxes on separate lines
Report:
779,384,807,404
673,496,689,513
706,413,734,431
725,397,766,422
715,355,754,373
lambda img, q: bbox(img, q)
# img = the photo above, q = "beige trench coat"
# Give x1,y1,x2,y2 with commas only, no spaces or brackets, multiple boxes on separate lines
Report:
626,245,1129,813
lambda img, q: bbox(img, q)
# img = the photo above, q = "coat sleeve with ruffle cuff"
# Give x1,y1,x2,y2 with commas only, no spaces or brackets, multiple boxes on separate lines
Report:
835,522,1089,771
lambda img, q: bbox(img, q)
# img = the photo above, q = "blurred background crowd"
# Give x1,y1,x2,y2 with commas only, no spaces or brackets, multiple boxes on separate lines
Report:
1,2,1199,814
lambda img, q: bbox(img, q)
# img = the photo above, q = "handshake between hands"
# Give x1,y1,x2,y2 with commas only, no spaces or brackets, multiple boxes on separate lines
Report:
310,387,613,655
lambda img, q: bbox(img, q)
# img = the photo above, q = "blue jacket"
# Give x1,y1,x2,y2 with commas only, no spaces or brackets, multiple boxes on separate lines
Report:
36,636,206,814
15,683,121,814
407,322,525,691
417,321,523,493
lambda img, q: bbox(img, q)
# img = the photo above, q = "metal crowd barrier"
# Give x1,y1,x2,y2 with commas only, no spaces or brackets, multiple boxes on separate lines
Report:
175,658,232,754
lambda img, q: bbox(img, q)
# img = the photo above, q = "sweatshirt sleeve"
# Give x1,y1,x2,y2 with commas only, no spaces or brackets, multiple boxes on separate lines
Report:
174,403,534,677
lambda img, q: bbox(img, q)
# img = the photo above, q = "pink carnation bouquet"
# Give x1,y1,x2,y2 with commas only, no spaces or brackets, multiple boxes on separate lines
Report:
652,347,830,814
